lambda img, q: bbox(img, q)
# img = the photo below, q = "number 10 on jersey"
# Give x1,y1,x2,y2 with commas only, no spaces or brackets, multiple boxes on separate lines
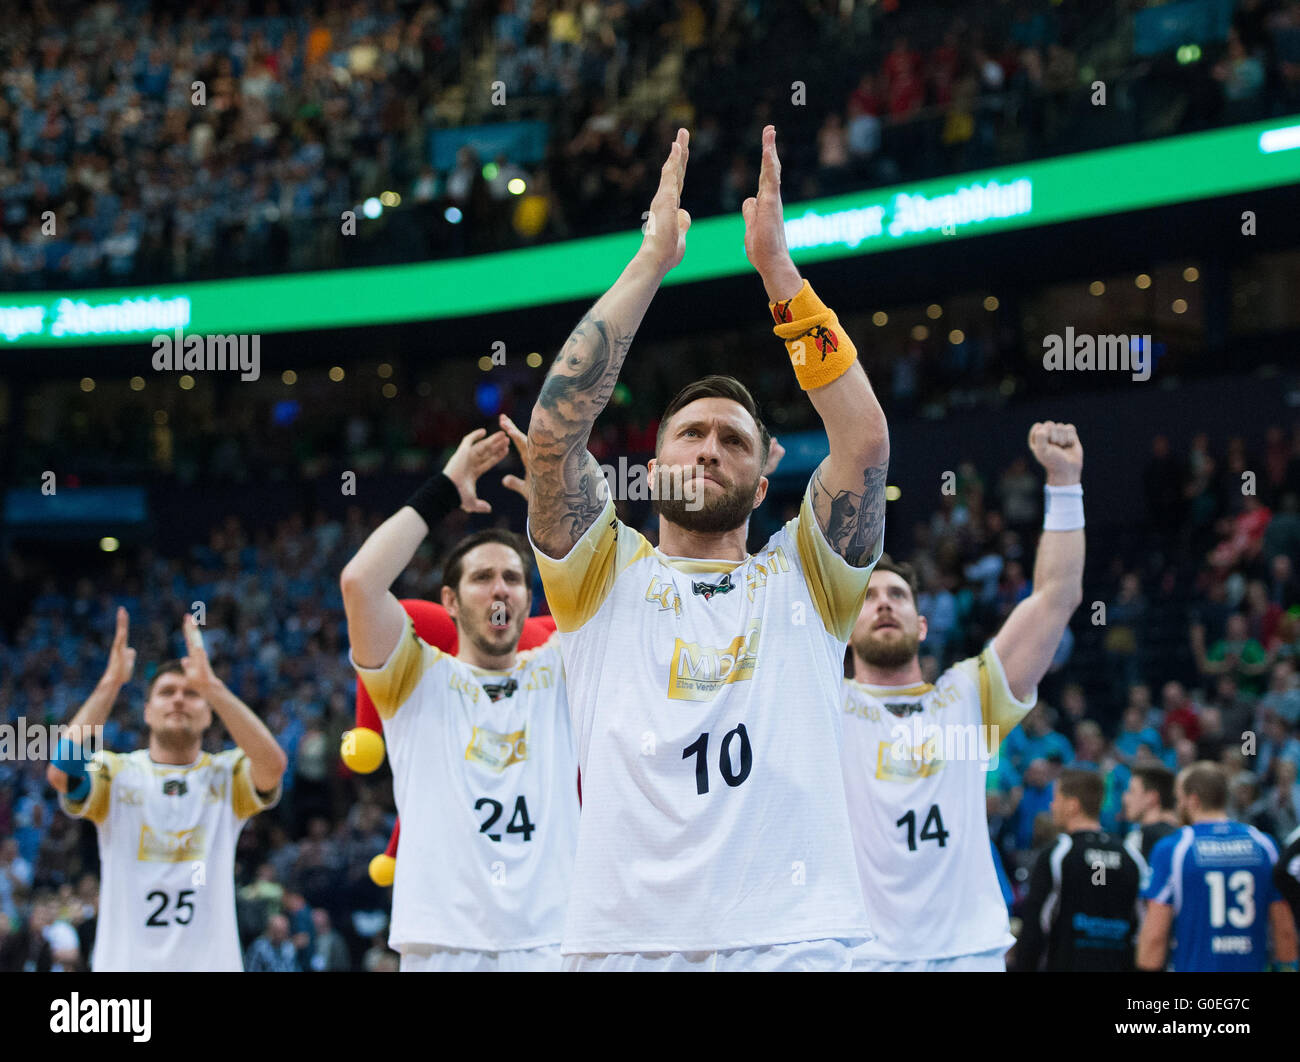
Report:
682,724,753,795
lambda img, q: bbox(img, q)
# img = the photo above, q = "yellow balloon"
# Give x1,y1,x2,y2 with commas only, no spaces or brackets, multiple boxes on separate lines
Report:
369,853,396,887
341,727,385,773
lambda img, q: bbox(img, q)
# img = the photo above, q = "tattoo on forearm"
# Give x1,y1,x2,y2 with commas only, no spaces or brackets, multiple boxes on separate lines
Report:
811,461,888,567
530,311,634,551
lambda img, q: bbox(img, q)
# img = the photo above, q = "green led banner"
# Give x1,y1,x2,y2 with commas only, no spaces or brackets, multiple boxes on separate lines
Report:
3,116,1299,348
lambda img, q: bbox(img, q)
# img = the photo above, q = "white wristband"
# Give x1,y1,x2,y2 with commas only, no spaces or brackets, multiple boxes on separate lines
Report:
1043,484,1084,531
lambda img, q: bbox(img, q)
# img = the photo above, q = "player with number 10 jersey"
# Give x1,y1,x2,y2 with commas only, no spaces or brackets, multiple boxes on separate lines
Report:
527,126,891,969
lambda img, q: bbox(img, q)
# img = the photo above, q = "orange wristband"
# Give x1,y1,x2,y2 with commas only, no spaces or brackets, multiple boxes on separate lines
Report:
769,279,858,390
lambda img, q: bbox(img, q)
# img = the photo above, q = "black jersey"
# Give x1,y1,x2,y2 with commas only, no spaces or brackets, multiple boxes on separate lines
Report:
1013,829,1143,972
1125,820,1177,863
1275,826,1300,928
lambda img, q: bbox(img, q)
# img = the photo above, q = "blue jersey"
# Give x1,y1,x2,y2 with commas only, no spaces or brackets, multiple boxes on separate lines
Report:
1143,820,1281,972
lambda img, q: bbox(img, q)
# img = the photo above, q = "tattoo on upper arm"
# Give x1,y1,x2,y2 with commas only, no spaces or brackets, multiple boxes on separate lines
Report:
811,460,888,567
529,311,633,553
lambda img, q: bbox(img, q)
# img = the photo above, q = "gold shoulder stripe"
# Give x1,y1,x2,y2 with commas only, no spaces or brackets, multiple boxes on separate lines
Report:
231,752,279,819
532,498,652,631
355,611,436,720
794,490,876,640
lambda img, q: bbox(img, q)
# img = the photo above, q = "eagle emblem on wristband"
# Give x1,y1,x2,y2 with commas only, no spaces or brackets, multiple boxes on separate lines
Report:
806,325,839,360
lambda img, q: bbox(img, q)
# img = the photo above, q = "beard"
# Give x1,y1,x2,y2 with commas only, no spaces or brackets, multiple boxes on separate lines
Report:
459,606,526,659
150,717,205,754
652,466,759,535
852,626,922,669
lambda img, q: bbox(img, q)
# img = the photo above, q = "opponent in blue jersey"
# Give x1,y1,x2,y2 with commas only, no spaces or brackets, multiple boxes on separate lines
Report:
1138,761,1298,972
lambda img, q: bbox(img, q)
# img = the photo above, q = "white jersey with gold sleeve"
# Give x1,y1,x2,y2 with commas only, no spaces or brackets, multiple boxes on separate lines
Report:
58,747,279,972
352,613,579,954
529,486,881,955
842,645,1035,962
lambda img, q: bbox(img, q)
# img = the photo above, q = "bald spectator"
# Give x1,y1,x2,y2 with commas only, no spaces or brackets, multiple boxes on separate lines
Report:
246,913,300,973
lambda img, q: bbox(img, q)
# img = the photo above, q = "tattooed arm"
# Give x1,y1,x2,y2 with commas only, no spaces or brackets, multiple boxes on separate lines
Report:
528,129,693,559
527,306,638,557
806,364,890,567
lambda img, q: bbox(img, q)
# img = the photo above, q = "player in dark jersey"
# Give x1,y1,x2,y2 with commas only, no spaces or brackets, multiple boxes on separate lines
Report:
1011,768,1143,971
1138,761,1299,972
1122,764,1179,868
1276,825,1300,932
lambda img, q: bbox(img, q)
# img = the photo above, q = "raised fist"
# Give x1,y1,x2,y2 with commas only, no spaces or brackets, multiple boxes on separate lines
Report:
1028,421,1083,486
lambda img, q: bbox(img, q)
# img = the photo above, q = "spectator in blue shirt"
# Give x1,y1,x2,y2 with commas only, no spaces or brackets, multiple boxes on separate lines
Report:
1115,704,1164,765
1003,703,1074,775
1011,758,1057,852
245,914,301,973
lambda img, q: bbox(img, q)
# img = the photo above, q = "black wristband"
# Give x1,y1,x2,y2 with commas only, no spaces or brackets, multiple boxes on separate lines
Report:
404,472,461,528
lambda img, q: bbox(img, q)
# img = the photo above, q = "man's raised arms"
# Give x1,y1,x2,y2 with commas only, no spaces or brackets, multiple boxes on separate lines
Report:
744,125,888,567
46,606,135,795
527,129,692,559
992,422,1087,702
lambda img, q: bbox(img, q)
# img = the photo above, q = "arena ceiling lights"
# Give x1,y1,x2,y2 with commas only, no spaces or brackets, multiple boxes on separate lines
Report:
2,115,1299,349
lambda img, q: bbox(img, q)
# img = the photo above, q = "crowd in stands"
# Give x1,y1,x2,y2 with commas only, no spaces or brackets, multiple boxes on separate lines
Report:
3,399,1298,967
3,0,1300,290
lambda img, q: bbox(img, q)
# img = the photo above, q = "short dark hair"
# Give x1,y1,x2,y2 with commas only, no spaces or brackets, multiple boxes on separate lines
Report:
440,529,535,598
147,661,186,697
868,554,919,607
1179,761,1229,812
1131,764,1176,810
656,375,771,469
1057,767,1104,819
